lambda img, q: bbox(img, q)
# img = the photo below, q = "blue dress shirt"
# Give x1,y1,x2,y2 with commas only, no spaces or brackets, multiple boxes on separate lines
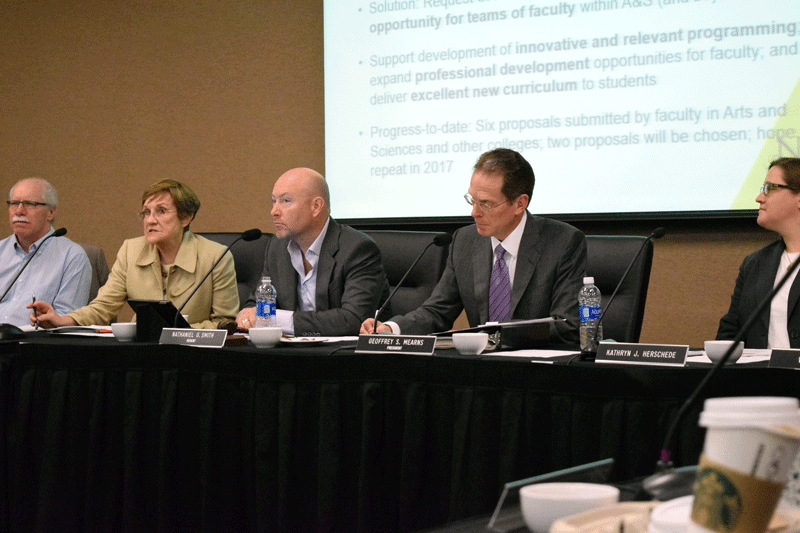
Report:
0,226,92,326
275,218,331,335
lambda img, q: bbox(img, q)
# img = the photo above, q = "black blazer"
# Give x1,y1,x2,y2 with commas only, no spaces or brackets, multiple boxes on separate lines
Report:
717,239,800,348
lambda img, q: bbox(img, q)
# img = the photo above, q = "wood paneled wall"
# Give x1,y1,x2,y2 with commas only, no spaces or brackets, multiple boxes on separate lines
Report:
0,0,775,345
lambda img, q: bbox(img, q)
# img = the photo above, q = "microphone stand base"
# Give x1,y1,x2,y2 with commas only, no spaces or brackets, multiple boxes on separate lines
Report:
579,350,597,361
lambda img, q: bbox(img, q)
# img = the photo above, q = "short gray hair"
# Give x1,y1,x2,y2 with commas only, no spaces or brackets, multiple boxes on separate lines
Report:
9,178,58,206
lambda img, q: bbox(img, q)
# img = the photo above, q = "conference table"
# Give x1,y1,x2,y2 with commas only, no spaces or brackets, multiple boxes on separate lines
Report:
0,333,796,533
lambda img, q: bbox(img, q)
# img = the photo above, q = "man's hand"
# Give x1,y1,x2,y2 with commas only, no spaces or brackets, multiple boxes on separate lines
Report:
236,307,257,331
26,301,77,329
360,318,391,334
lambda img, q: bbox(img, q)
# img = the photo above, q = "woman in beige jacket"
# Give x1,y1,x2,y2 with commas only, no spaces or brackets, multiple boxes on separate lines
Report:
30,179,238,329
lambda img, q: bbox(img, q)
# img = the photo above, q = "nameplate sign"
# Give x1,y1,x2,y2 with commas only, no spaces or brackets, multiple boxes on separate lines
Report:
355,334,436,355
769,349,800,370
159,328,227,348
596,343,688,367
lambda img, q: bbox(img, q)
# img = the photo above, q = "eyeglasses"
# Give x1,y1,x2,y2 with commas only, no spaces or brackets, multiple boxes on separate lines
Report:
7,200,48,209
138,207,175,220
464,193,510,212
760,182,797,196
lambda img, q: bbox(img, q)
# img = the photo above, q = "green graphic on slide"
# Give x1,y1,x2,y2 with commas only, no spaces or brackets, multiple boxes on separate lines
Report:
732,76,800,209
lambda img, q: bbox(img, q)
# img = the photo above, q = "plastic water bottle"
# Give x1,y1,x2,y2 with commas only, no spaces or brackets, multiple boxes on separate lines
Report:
254,276,277,328
579,276,602,352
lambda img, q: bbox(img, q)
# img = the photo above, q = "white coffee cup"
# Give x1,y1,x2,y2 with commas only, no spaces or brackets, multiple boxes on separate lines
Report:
452,332,489,355
111,322,137,342
688,397,800,533
703,340,744,364
248,327,282,348
780,448,800,511
520,482,620,533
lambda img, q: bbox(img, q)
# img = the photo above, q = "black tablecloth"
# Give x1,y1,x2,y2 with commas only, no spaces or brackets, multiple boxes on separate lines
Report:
0,335,794,533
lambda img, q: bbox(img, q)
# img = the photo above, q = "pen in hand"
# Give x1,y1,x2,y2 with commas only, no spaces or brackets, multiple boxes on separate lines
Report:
32,295,39,330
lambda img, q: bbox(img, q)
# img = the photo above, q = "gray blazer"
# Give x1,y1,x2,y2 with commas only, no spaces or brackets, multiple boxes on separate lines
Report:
246,218,390,336
391,214,586,343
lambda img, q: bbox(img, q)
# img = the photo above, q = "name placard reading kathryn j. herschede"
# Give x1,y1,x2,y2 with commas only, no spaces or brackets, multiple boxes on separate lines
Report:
355,334,436,355
596,343,688,367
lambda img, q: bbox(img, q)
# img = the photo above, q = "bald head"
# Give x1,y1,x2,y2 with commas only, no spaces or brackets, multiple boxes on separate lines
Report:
275,168,330,214
271,168,331,251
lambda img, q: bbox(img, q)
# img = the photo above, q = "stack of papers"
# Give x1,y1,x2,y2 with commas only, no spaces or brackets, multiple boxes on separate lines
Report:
686,348,772,364
48,325,114,337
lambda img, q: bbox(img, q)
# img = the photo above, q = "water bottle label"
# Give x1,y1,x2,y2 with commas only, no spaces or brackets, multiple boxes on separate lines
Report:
256,301,276,318
579,304,601,321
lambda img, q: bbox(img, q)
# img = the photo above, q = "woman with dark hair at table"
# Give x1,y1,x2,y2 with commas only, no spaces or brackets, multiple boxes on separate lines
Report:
29,179,239,329
717,157,800,348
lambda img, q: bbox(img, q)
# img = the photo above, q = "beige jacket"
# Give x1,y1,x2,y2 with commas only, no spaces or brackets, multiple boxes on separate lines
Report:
68,232,239,329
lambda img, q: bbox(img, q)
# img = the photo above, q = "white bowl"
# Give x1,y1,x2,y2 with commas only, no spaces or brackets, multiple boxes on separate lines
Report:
520,482,620,533
111,322,137,342
249,327,282,348
452,332,489,355
704,340,744,364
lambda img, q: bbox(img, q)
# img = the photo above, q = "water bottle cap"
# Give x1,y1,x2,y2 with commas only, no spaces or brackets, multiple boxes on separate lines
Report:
583,277,594,284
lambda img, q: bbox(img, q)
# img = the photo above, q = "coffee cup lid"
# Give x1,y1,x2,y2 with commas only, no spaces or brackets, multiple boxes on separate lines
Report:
649,495,692,533
699,397,800,428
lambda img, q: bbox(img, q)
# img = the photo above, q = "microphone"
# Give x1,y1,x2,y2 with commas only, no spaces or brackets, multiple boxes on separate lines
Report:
173,229,262,327
0,227,67,303
371,233,452,333
655,252,800,473
582,227,665,358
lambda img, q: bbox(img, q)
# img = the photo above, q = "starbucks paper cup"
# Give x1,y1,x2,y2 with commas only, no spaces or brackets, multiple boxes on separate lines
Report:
688,397,800,533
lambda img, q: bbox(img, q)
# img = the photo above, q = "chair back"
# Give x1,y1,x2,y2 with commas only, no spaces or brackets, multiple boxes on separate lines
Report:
79,243,110,301
585,235,653,343
196,232,270,306
364,230,450,317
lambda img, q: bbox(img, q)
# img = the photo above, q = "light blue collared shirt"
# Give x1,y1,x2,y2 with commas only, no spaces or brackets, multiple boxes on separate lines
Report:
275,218,331,335
0,226,92,326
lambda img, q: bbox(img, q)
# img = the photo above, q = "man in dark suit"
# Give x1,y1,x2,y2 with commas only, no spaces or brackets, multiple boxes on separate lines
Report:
236,168,389,336
361,148,586,343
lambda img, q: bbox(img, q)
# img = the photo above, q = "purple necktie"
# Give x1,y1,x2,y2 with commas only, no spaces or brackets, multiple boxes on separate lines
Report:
489,245,511,322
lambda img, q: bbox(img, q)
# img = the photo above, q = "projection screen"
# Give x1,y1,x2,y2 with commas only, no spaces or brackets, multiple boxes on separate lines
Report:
324,0,800,220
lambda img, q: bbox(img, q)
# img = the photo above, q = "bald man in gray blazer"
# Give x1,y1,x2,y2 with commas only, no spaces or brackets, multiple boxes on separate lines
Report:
238,168,389,337
363,149,585,343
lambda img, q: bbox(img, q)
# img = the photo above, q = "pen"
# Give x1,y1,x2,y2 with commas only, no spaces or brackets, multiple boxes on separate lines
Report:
32,294,39,330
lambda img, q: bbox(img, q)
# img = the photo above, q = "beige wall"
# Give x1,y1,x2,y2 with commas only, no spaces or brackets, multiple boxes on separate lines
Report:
0,0,776,345
611,221,773,345
1,0,324,246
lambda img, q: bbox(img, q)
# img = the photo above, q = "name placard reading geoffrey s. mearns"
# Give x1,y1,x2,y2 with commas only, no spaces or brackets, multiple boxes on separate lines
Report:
355,334,436,355
596,343,688,367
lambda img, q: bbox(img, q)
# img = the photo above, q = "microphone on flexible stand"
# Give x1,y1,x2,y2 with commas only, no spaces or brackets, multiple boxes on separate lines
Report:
371,233,452,333
643,248,800,500
581,227,665,360
173,229,262,328
0,227,68,303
